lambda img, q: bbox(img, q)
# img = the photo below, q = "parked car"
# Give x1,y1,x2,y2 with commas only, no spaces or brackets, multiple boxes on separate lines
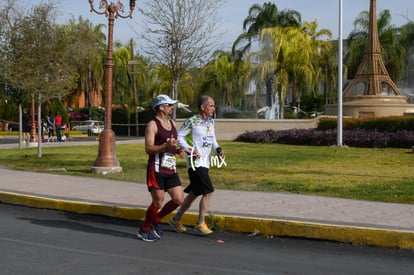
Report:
6,121,20,131
72,120,104,135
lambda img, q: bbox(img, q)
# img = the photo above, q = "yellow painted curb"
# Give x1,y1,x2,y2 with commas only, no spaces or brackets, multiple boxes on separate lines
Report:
211,215,414,250
0,191,146,221
1,191,413,250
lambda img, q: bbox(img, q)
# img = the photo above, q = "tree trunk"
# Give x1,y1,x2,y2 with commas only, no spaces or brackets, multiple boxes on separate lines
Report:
87,64,92,119
291,79,299,108
172,76,179,120
278,90,284,119
265,75,274,107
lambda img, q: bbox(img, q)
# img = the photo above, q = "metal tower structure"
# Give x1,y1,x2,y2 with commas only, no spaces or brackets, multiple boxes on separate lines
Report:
342,0,404,100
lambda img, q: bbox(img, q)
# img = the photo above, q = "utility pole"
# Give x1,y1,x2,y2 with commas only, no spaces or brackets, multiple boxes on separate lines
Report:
128,38,139,137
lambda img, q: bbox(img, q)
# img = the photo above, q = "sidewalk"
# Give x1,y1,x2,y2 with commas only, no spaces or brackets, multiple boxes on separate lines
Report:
0,138,413,250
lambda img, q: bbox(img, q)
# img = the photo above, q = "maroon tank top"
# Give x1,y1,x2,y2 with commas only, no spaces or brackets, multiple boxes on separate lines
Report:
148,118,178,174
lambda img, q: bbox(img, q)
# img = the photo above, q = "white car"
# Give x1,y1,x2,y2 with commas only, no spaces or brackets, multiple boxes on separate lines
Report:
72,120,104,135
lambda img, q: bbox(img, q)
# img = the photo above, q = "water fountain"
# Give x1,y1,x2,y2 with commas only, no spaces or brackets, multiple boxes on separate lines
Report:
265,93,280,119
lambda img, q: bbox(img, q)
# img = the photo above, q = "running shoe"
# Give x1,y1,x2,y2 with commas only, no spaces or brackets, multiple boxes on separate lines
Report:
152,222,164,239
137,228,157,242
168,218,187,233
194,221,213,235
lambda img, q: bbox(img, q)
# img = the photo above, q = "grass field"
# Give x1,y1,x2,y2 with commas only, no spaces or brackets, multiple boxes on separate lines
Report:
0,141,413,204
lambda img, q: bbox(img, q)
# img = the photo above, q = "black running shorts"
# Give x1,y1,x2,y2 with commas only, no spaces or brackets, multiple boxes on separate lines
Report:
185,167,214,196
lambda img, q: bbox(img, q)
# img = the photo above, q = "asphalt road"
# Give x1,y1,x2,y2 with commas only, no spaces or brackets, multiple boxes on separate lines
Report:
1,203,413,275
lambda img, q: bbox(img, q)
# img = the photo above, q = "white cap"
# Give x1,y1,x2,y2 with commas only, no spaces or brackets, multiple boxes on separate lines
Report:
154,94,177,107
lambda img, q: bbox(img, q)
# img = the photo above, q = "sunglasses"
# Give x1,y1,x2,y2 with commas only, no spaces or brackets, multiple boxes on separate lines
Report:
164,104,175,107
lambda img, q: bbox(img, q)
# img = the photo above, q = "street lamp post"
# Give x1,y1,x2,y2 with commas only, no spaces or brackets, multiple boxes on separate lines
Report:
30,93,37,143
89,0,136,174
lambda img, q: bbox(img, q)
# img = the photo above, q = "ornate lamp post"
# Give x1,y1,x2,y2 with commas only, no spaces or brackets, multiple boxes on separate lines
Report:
29,93,38,143
89,0,136,173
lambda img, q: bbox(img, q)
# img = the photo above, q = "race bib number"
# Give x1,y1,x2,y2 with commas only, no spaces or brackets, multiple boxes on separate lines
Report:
161,153,176,169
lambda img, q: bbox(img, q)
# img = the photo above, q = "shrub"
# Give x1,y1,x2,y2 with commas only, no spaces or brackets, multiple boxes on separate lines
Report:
317,116,414,132
235,128,414,148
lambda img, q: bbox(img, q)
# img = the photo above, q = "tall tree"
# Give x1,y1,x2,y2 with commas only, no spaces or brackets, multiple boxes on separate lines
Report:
146,63,195,105
199,50,235,106
301,20,334,105
139,0,224,118
112,42,132,107
232,2,301,109
397,21,414,87
0,2,77,104
232,2,301,56
0,0,24,120
257,26,315,118
198,50,249,107
63,16,106,115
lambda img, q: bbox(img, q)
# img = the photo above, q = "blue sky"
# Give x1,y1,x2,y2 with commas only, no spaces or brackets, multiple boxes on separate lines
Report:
25,0,414,51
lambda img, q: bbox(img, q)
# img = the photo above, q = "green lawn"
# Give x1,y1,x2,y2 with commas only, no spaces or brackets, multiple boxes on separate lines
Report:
0,141,413,204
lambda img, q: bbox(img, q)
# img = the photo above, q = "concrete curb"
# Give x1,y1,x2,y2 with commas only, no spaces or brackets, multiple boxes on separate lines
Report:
1,191,413,250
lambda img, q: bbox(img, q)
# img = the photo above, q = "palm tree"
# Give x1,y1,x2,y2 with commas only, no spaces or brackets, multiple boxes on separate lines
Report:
397,21,414,87
232,2,301,56
232,2,301,109
258,26,315,118
112,42,131,107
147,64,194,106
198,50,239,106
63,17,106,116
301,21,334,105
